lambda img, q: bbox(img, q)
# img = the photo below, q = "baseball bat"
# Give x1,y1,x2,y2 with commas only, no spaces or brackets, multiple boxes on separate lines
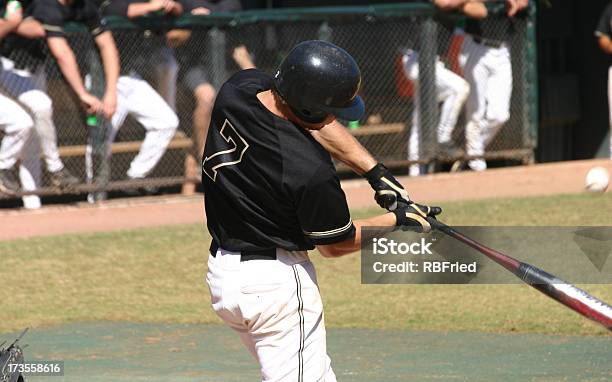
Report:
427,217,612,332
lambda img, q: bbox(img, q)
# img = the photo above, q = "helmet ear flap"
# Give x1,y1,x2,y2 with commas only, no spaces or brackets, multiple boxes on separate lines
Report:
291,106,329,124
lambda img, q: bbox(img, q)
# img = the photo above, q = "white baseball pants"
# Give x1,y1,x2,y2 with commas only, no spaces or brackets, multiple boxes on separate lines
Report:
460,36,513,171
86,75,178,182
402,51,470,176
207,247,337,382
0,93,33,171
0,59,66,208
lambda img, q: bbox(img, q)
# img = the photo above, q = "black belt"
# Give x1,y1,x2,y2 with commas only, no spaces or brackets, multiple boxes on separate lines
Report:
209,241,277,261
473,36,503,49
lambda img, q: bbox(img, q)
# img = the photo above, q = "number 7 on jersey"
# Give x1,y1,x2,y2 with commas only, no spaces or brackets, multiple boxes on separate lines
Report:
203,119,250,181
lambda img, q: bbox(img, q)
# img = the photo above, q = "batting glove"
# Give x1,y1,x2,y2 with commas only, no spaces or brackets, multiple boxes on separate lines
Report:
364,163,410,211
393,203,442,233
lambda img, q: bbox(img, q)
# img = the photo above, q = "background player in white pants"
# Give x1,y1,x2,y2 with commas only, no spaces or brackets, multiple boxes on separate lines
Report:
0,93,33,195
402,48,469,176
85,0,179,199
0,15,83,207
438,0,528,171
2,0,119,208
596,2,612,159
0,0,33,195
88,75,179,182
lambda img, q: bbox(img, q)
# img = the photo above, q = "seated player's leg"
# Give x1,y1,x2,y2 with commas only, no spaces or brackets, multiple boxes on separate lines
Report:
408,90,422,177
0,94,34,194
402,51,424,176
152,46,179,110
182,66,216,194
462,41,489,171
435,61,469,146
482,46,512,147
84,75,131,202
121,76,178,180
192,82,216,159
19,132,42,209
3,66,80,188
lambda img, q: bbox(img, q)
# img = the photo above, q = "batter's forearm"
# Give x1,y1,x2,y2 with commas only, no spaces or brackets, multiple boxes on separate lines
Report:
310,120,377,175
316,213,396,258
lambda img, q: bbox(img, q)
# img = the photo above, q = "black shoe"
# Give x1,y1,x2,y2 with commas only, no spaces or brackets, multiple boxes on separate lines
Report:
50,168,80,189
438,142,463,160
124,177,159,197
0,168,20,195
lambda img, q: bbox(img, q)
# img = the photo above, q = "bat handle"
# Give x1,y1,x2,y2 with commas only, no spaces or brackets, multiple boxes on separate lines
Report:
427,217,452,235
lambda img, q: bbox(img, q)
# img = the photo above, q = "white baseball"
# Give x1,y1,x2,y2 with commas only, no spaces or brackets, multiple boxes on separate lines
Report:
585,166,609,193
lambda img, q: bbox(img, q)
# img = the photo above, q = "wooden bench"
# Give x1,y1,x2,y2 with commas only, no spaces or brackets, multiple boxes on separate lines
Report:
57,130,193,157
348,123,405,137
52,123,407,195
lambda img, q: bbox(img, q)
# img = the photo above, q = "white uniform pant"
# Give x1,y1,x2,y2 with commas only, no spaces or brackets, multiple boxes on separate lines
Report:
608,66,612,159
207,247,337,382
0,59,65,208
0,93,33,171
402,51,470,176
86,75,178,182
460,36,512,171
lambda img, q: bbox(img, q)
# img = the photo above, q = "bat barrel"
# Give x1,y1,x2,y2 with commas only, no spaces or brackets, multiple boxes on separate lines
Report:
427,217,612,332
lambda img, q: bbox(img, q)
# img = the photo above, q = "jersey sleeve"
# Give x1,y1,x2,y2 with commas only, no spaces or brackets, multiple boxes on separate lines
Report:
295,164,356,245
31,0,66,38
100,0,131,17
595,4,612,38
82,0,107,37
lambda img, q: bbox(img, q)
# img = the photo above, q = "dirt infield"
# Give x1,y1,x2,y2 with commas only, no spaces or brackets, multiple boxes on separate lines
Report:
0,159,609,241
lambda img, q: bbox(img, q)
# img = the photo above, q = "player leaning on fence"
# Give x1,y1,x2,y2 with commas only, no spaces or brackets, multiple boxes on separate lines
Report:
202,40,442,381
0,0,119,206
0,0,88,206
0,0,35,196
93,0,179,197
435,0,528,171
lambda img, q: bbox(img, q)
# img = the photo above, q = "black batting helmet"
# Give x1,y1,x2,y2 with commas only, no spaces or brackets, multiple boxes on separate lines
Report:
273,40,365,124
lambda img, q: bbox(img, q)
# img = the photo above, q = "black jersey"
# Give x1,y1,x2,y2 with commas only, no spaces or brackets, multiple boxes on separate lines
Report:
100,0,169,76
31,0,106,38
202,69,356,252
0,0,46,71
596,4,612,39
465,4,526,44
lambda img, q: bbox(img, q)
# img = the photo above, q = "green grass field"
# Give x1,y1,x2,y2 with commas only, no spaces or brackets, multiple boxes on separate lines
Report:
1,192,611,336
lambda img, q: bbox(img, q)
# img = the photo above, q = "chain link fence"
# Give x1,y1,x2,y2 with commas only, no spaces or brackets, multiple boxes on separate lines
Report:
0,2,537,204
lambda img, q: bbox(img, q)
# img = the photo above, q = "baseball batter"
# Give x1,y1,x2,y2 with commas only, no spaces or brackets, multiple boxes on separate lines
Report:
438,0,527,171
0,0,33,195
596,2,612,159
202,40,441,381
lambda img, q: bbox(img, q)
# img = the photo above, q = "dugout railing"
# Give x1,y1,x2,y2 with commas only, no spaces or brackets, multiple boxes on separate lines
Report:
0,2,537,201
